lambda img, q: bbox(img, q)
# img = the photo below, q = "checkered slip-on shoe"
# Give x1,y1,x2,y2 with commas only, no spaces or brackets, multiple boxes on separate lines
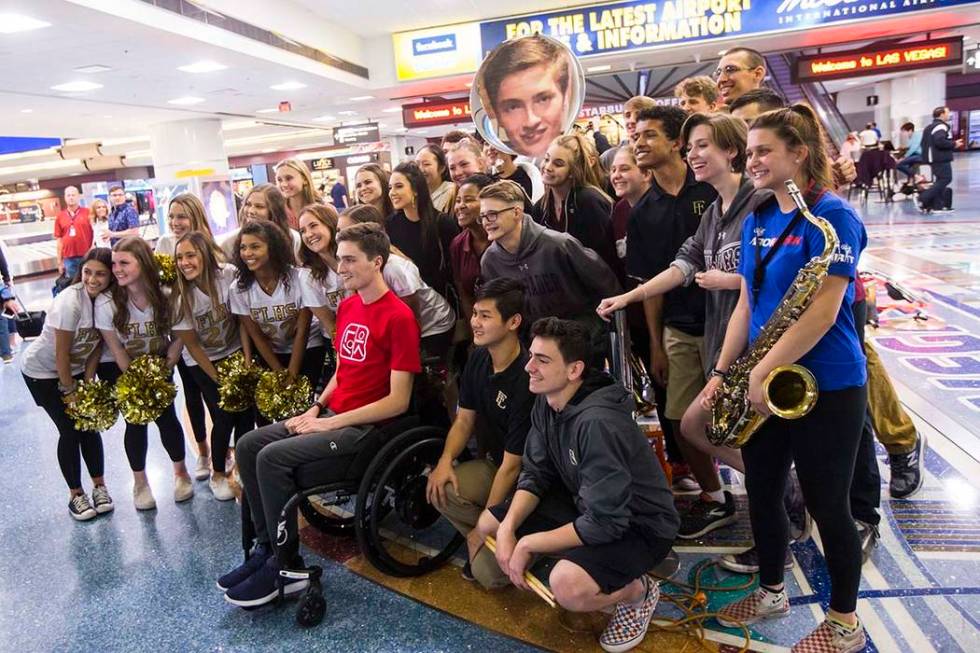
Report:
716,586,790,627
599,577,660,653
792,618,866,653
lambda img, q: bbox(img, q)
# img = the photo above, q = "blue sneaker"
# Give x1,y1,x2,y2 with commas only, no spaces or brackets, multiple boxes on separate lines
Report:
216,543,271,592
224,556,309,608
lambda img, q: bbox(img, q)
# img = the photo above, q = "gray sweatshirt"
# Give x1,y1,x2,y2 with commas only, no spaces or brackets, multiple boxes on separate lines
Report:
480,215,621,326
671,181,772,374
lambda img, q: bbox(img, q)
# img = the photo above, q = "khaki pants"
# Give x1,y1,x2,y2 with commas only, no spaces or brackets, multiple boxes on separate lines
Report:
663,326,707,421
865,341,917,454
435,458,509,589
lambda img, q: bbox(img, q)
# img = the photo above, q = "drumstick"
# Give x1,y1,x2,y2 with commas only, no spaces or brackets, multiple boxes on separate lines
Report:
484,536,557,608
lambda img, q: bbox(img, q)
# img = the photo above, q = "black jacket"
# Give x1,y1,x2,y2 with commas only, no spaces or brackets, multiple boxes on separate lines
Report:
533,186,618,274
921,118,953,165
517,373,679,545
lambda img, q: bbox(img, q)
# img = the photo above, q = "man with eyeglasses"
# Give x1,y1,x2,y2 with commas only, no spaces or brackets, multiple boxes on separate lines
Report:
713,47,767,106
106,185,140,246
479,180,619,346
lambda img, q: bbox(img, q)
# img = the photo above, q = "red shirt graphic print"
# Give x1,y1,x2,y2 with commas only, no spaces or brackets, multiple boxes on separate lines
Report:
328,291,421,415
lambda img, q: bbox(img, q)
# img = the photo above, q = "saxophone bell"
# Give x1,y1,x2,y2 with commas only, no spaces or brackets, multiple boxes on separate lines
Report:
763,364,818,419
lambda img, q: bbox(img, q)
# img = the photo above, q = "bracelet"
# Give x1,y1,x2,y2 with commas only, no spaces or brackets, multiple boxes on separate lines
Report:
710,368,727,379
313,400,326,412
58,381,77,395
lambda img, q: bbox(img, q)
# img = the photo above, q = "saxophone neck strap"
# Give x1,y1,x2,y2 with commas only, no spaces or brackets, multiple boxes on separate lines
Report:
752,209,805,304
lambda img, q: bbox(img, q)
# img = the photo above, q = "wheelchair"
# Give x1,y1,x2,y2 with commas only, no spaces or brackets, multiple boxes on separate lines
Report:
237,361,459,627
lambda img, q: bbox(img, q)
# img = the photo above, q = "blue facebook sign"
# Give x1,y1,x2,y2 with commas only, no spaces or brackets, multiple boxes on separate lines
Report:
412,33,458,56
480,0,980,57
0,136,61,156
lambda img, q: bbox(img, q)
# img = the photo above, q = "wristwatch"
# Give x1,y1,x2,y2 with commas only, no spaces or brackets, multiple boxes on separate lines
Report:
709,368,727,379
58,381,77,395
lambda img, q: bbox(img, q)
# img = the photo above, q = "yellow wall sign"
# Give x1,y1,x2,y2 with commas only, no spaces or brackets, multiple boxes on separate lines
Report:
175,168,216,179
392,22,483,81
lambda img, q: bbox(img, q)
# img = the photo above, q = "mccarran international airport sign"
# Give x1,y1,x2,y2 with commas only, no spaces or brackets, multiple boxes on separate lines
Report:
393,0,980,80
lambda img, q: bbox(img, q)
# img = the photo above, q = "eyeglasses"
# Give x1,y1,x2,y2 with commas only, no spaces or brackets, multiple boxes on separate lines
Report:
712,64,751,79
479,206,519,223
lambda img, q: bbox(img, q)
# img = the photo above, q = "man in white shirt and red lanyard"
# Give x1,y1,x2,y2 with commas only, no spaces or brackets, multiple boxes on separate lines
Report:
218,222,422,608
54,186,93,283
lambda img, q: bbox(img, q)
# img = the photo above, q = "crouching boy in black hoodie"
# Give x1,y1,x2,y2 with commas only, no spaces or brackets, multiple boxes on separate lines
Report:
476,317,678,653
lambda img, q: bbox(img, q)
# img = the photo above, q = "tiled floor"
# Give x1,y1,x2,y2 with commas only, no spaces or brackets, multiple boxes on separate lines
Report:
1,154,979,652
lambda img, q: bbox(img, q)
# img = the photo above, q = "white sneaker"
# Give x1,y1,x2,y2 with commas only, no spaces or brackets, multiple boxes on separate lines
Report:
174,475,194,503
209,476,235,501
194,455,211,481
133,483,157,511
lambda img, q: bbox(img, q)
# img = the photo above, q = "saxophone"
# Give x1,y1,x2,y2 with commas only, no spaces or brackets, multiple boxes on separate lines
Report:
708,180,839,448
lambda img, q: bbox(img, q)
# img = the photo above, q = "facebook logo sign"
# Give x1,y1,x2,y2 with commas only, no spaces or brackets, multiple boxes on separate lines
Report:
412,34,457,56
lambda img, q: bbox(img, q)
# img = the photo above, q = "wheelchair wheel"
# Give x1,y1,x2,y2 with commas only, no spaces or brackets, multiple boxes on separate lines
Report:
298,494,356,536
295,586,326,627
355,426,463,577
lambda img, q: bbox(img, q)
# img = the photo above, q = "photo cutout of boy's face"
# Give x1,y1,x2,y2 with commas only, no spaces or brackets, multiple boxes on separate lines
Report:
492,59,568,159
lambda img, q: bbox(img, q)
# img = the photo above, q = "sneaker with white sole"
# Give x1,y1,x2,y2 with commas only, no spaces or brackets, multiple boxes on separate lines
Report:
719,546,794,574
174,475,194,502
69,493,97,521
717,586,790,627
217,543,272,592
677,492,737,539
194,455,210,481
133,483,157,511
792,618,867,652
224,556,309,608
209,476,235,501
599,576,659,653
91,485,114,514
889,433,925,499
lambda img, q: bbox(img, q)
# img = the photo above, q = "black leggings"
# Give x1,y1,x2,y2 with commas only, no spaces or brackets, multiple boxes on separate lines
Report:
742,384,867,613
850,300,880,525
187,361,255,474
177,359,207,444
98,362,186,472
255,346,327,427
23,374,105,490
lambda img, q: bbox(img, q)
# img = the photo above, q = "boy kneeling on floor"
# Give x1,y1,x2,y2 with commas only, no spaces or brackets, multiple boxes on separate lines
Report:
476,317,679,653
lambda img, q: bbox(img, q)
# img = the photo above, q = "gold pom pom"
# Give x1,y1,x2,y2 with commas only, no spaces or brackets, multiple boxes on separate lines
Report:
154,252,177,285
114,355,178,425
255,370,312,422
217,351,261,412
64,379,119,432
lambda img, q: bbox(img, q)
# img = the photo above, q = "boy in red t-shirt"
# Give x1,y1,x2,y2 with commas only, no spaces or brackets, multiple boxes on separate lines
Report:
221,223,421,608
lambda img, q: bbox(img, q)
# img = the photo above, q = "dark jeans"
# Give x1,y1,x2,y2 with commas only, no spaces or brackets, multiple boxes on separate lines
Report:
919,161,952,210
236,416,372,554
895,154,921,179
187,361,255,474
23,373,105,489
742,385,867,613
98,362,185,471
850,300,880,526
177,359,207,444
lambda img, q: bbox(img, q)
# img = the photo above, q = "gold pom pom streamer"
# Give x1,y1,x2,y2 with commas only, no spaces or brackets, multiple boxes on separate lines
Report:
255,370,312,422
154,252,177,285
64,379,119,432
114,355,178,425
217,351,261,412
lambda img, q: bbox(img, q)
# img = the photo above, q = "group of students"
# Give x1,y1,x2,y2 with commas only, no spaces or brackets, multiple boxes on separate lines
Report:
20,45,928,653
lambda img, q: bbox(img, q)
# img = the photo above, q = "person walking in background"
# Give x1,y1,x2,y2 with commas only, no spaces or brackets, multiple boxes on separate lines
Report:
330,178,349,210
107,186,140,245
918,106,958,214
54,186,93,283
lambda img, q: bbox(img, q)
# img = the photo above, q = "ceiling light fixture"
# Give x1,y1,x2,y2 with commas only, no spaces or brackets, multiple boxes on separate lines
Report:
51,81,103,92
178,60,227,73
167,96,205,105
255,108,279,114
382,107,402,113
270,81,306,91
20,109,33,113
587,65,611,72
74,64,113,74
0,13,51,33
338,110,358,116
312,115,336,122
349,95,374,101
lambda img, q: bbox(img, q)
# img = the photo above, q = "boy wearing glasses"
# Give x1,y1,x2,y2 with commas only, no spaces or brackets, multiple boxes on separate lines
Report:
713,47,767,106
479,180,619,344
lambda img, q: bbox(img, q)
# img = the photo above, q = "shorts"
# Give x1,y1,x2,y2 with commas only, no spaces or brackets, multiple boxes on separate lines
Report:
489,490,672,594
663,326,706,420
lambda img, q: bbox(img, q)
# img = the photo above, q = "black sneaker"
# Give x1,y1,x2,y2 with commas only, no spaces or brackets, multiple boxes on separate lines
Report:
856,520,879,564
69,493,97,521
224,556,309,608
217,543,271,592
719,546,794,574
783,468,812,542
460,561,475,582
677,492,737,539
889,433,925,499
91,485,114,514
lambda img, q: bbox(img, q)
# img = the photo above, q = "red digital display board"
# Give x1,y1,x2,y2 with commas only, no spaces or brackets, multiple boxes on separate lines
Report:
795,38,963,83
402,99,472,129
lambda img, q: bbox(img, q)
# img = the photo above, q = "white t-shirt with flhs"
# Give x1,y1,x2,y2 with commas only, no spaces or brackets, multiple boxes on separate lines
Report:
172,264,241,366
229,266,323,354
22,285,107,379
95,292,172,359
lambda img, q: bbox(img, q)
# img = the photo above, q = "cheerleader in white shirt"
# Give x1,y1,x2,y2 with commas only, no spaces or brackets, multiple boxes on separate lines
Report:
21,248,117,521
95,237,192,510
229,220,326,426
297,203,345,337
155,193,220,481
171,231,252,500
219,184,302,261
